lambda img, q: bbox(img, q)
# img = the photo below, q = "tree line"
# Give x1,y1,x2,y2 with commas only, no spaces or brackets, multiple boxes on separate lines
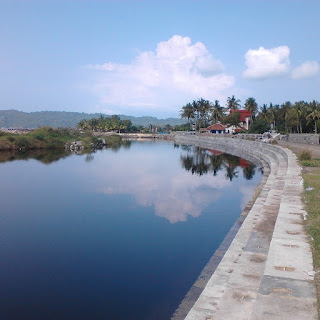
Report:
77,115,189,133
180,96,320,134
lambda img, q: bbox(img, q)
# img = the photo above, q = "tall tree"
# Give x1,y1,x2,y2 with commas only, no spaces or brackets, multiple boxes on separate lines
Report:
280,101,292,133
226,95,241,111
244,97,258,120
307,107,320,134
293,101,307,133
180,102,195,130
211,100,225,123
285,108,299,133
259,104,269,122
197,98,212,128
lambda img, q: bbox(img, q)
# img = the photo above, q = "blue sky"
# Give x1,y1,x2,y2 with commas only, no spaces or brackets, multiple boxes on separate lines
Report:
1,0,319,118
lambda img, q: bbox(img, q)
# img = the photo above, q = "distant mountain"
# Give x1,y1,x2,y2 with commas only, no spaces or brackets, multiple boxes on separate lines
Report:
0,110,186,128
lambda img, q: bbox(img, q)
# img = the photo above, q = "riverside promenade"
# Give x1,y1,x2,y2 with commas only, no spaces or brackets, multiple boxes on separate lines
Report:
173,134,317,320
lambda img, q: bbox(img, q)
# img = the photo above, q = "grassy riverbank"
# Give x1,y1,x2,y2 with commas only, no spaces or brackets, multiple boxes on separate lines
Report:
277,141,320,318
0,127,121,151
301,158,320,318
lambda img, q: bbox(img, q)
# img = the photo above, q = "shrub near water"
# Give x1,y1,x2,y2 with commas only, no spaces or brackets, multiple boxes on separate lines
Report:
0,127,83,150
299,150,312,161
0,127,123,151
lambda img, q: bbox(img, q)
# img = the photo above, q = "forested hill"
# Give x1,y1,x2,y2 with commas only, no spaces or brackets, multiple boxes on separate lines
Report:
0,110,186,128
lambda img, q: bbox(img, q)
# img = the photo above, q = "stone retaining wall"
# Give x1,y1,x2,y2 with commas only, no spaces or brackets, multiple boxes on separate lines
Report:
172,133,317,320
286,133,320,144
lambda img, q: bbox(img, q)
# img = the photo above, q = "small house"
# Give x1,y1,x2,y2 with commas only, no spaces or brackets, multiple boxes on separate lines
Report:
229,109,252,130
206,123,226,134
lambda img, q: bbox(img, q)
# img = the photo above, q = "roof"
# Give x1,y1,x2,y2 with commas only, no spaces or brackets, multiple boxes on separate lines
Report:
207,123,226,131
234,126,247,132
238,158,250,168
208,149,223,155
230,109,251,122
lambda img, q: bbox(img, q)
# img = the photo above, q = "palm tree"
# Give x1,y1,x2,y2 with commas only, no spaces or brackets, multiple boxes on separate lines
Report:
226,95,241,111
307,108,320,134
267,103,278,131
211,100,225,123
293,101,307,133
197,98,212,128
260,104,269,121
280,101,292,133
180,102,195,130
244,97,258,120
285,108,299,133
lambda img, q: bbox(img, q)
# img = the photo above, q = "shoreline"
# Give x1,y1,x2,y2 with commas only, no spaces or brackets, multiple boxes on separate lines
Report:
172,158,269,319
172,134,317,320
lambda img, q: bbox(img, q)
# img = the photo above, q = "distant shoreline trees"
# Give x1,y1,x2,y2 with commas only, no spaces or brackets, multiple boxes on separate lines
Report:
77,114,190,133
180,96,320,134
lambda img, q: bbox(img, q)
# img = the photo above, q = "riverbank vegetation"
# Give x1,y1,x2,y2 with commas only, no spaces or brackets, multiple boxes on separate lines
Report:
180,96,320,134
0,127,122,151
282,146,320,317
77,114,189,133
302,161,320,318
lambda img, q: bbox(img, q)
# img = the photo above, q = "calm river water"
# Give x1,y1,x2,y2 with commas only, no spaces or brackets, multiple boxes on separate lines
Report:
0,140,261,320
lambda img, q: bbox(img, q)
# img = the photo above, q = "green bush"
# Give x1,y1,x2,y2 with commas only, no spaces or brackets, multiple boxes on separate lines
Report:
34,133,44,140
249,118,271,134
299,150,312,161
15,136,30,149
7,136,15,142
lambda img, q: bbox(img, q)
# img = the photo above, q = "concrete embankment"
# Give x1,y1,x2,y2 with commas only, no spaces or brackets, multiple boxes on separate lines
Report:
173,134,317,320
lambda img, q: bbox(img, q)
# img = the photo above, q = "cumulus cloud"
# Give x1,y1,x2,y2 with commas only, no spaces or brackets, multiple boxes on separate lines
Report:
291,61,320,79
87,35,234,115
243,46,290,79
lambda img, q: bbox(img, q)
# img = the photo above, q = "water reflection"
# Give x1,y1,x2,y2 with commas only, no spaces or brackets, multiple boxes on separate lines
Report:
89,142,260,223
0,142,259,224
0,149,71,164
0,141,262,320
178,145,256,181
0,140,132,164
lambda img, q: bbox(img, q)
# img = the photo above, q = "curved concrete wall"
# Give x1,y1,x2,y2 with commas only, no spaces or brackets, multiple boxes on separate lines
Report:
173,134,317,320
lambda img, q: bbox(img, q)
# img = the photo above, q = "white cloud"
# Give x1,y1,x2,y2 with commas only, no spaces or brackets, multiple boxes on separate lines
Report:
87,35,234,116
291,61,320,79
243,46,290,79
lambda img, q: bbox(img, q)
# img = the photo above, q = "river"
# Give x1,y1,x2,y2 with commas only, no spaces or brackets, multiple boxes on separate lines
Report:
0,140,262,320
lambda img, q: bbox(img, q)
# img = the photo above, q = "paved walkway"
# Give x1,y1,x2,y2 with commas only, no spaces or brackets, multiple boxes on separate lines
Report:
173,135,317,320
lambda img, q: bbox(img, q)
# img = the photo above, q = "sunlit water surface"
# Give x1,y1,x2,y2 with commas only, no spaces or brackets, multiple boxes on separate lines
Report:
0,140,262,320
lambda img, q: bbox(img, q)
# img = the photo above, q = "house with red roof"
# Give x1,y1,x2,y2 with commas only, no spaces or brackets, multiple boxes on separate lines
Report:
206,123,226,134
229,109,252,130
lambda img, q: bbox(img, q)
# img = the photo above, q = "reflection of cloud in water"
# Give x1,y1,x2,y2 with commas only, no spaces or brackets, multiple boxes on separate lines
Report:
239,184,257,210
91,151,230,223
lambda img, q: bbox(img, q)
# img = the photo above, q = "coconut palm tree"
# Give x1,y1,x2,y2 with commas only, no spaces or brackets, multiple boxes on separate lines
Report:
197,98,212,128
226,95,241,111
307,107,320,134
285,108,299,133
180,102,195,130
244,97,258,120
211,100,225,123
